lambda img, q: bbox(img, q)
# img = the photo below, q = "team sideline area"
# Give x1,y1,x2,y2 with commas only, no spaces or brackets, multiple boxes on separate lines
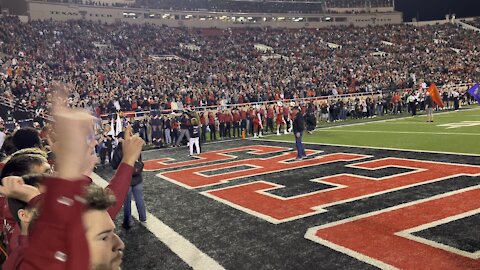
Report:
94,109,480,269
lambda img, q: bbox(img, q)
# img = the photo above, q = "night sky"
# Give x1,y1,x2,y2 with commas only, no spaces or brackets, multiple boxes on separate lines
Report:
1,0,480,21
396,0,480,22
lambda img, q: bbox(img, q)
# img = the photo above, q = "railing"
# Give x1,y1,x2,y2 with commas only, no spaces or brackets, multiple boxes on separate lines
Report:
0,82,473,124
98,83,473,121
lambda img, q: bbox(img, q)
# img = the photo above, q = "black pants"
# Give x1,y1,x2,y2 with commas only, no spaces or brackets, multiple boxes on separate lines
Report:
266,118,274,133
284,116,291,131
248,119,254,136
233,122,240,137
100,147,112,165
241,119,247,132
209,124,217,141
409,102,416,116
225,122,231,138
219,123,225,138
201,125,207,142
454,98,459,110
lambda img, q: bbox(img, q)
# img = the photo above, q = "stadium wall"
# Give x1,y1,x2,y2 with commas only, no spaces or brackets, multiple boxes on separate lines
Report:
27,1,402,28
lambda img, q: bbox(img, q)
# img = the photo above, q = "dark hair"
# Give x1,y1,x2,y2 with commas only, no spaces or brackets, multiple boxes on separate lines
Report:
1,135,16,159
8,174,44,225
0,153,48,179
84,185,116,211
12,128,41,150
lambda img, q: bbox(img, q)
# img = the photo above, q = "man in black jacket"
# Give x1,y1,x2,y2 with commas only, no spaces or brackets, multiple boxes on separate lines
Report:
111,128,147,229
175,112,191,147
292,106,307,160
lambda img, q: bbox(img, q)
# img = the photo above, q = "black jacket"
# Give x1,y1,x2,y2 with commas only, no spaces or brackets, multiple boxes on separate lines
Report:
111,142,143,186
293,113,305,133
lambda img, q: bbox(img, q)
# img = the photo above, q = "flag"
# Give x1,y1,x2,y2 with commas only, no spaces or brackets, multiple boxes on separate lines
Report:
115,113,123,136
108,116,115,136
427,84,444,108
467,83,480,104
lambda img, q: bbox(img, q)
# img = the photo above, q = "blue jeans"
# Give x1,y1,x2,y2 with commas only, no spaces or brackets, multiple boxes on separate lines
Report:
123,183,147,224
295,132,306,158
164,129,171,145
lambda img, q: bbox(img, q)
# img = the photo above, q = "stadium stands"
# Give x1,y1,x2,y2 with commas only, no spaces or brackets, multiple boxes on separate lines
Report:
43,0,394,14
0,16,478,118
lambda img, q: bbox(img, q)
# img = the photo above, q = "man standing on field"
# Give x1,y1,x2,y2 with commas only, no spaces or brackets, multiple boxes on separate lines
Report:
292,106,306,160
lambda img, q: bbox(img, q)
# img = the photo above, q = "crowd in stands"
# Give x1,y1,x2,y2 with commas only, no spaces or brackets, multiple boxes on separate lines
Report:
0,5,478,268
49,0,394,12
468,18,480,29
1,17,479,123
325,0,393,8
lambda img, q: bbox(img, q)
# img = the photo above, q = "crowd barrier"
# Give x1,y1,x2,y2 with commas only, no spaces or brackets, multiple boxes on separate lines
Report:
98,83,472,121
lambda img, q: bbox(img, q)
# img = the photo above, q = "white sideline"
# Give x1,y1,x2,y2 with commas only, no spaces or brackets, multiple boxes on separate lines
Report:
314,130,480,136
91,173,225,270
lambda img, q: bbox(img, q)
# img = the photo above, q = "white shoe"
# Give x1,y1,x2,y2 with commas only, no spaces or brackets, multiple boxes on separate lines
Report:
277,132,281,136
254,134,258,138
259,132,264,138
284,131,288,134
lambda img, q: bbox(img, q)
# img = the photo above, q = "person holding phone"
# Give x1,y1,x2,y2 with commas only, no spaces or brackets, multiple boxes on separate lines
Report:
111,127,147,229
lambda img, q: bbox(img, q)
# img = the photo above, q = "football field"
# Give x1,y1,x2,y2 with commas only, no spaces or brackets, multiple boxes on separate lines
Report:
269,106,480,155
93,106,480,270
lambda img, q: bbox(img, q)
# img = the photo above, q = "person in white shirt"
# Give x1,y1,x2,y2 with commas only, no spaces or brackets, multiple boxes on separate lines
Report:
408,93,417,116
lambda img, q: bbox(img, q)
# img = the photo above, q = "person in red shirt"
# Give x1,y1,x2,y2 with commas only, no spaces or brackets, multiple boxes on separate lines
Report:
283,105,292,133
276,105,287,135
266,105,275,134
199,112,207,142
231,108,241,138
224,110,233,138
208,111,217,141
247,106,255,137
239,107,247,136
5,104,135,270
1,108,143,270
253,105,264,138
217,110,225,139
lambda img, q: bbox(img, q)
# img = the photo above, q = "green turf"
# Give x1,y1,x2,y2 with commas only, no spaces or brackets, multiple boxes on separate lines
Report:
266,106,480,155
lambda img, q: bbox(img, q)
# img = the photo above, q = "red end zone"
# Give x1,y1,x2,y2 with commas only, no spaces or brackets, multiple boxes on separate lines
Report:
148,144,480,269
305,187,480,270
144,145,290,171
204,157,480,223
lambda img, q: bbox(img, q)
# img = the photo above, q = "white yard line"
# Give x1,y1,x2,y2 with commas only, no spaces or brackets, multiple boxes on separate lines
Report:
91,173,225,270
316,107,480,131
315,130,480,136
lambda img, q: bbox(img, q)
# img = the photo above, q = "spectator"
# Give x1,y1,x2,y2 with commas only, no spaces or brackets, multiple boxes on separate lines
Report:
189,118,201,156
111,129,147,229
292,106,307,160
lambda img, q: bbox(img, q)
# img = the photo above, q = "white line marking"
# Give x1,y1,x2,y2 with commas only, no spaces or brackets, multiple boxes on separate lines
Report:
304,185,480,270
90,173,225,270
315,130,480,136
396,208,480,260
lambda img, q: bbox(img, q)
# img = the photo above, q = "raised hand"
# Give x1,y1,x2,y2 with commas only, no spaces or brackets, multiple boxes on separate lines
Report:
50,82,97,180
0,176,41,203
121,125,145,166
